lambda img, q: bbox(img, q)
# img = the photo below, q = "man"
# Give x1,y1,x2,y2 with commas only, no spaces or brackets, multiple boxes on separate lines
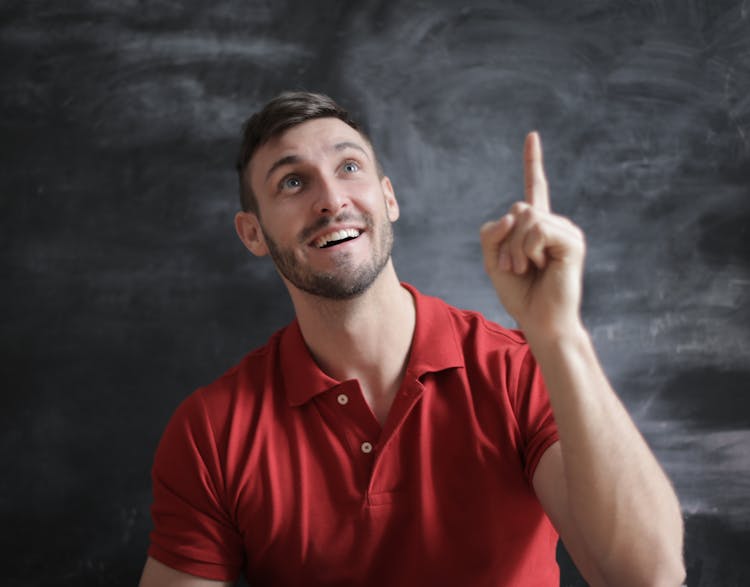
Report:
140,92,685,586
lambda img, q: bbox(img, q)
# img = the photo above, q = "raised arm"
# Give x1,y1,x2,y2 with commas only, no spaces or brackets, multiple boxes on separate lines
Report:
479,133,685,586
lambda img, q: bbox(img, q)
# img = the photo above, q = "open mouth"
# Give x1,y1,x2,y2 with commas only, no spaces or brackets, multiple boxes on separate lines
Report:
312,228,362,249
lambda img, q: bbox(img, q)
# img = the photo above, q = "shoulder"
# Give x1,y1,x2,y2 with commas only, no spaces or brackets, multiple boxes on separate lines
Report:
405,282,532,370
447,304,525,346
168,326,288,441
435,295,529,358
407,282,526,348
448,305,537,390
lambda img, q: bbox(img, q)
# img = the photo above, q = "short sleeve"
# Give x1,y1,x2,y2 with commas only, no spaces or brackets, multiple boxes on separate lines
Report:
510,347,559,483
147,391,244,581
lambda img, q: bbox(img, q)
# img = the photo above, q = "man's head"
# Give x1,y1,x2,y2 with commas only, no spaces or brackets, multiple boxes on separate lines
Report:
234,92,399,301
236,91,380,215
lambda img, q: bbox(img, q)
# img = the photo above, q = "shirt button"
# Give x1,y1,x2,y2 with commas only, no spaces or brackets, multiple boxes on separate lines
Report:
337,393,349,405
360,441,373,454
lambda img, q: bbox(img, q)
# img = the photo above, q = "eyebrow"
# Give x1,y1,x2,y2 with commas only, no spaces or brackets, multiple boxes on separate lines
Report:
264,141,371,184
333,141,370,158
265,155,300,183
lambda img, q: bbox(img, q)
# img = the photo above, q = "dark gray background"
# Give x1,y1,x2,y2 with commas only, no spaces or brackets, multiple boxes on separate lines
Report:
2,1,749,585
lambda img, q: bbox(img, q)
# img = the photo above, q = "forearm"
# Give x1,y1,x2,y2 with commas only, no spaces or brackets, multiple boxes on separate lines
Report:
527,324,685,586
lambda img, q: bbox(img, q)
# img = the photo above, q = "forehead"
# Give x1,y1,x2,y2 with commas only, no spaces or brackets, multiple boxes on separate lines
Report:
249,118,371,184
268,117,365,152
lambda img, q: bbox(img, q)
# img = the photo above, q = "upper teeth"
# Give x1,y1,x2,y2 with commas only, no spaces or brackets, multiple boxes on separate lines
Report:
314,228,361,248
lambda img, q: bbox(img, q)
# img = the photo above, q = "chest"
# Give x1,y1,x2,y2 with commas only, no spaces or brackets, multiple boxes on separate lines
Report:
226,370,554,585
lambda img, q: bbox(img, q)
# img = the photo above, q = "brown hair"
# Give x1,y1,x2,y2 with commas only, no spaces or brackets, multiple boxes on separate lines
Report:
236,91,376,214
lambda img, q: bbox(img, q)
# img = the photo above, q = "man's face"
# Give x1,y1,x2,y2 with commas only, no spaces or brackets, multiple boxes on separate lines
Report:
239,117,399,300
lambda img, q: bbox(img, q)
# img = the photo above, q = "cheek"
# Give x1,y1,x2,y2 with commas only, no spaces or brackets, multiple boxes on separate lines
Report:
264,211,300,239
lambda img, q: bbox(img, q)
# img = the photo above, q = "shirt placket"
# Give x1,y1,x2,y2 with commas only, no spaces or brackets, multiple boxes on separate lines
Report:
314,376,427,503
366,376,425,505
314,380,382,492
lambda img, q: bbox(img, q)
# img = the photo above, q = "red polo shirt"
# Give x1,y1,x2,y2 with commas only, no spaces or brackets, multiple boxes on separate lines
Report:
148,284,560,585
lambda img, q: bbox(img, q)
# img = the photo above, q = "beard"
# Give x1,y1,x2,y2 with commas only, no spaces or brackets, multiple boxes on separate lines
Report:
260,210,394,301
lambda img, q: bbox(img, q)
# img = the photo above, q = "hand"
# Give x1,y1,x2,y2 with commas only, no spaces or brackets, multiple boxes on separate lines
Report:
479,132,586,340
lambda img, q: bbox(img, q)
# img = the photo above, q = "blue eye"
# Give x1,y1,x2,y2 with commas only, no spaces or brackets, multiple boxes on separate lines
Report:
342,161,359,173
281,175,302,191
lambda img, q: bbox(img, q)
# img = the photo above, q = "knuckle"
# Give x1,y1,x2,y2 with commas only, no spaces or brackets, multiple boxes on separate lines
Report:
518,206,534,221
529,223,545,240
561,216,577,231
510,201,527,215
479,220,500,241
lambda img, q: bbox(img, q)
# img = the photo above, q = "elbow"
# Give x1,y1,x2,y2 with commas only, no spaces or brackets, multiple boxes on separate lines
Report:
652,509,686,586
600,558,685,587
607,543,686,587
651,555,686,587
660,543,687,586
649,521,686,586
623,503,686,586
599,520,686,587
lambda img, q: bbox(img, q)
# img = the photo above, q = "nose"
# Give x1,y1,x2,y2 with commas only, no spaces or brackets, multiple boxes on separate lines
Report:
314,174,348,216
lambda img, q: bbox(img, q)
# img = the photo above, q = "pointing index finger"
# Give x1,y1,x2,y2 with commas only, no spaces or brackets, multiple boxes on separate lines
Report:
524,131,550,213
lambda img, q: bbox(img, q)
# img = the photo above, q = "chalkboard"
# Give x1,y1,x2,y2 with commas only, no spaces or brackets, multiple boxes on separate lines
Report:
2,1,748,585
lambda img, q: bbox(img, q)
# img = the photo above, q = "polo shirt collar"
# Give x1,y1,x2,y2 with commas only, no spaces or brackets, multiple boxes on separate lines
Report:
280,282,464,407
400,282,464,377
280,319,339,407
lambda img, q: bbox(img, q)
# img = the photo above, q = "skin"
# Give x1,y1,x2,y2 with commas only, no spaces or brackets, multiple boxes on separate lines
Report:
140,122,685,587
481,134,685,585
233,118,414,425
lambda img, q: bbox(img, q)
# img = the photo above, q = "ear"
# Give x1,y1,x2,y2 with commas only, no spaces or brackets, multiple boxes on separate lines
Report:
381,176,400,222
234,211,269,257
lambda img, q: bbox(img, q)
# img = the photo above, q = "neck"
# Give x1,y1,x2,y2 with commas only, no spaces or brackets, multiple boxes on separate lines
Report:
287,262,416,422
